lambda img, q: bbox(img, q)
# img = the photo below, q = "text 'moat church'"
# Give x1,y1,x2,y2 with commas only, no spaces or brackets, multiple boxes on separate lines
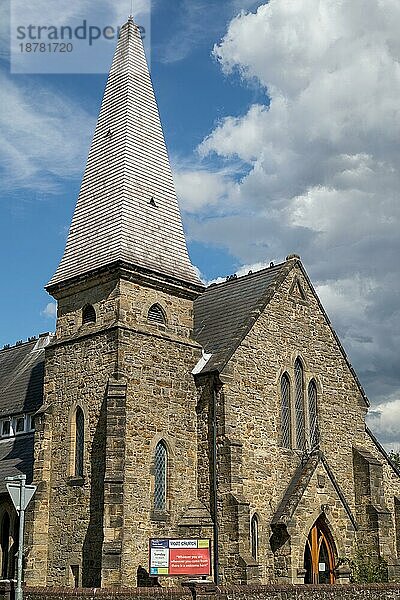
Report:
1,16,400,588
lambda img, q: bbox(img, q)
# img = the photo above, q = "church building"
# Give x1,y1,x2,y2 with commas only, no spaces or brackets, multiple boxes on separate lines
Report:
1,17,400,588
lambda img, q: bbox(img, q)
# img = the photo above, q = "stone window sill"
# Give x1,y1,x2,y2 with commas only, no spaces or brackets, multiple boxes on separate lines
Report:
150,510,169,522
67,476,85,487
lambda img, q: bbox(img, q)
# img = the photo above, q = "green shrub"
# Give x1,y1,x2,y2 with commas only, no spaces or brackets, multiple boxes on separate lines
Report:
338,551,388,583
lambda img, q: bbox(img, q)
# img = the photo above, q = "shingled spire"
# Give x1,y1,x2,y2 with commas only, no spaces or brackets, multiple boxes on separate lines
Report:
47,17,202,292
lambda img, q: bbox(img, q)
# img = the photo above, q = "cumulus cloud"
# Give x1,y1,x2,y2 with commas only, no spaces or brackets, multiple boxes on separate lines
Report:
199,104,270,162
367,397,400,449
174,167,236,213
41,302,57,319
183,0,400,445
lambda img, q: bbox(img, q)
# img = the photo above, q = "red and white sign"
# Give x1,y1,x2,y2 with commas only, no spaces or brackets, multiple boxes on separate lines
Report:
169,547,210,575
150,539,211,577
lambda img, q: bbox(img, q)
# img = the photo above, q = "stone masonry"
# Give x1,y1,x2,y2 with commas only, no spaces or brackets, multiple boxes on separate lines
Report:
26,268,214,587
193,258,400,584
16,14,400,592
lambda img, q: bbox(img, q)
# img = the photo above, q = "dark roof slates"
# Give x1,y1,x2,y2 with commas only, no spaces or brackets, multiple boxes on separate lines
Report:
0,341,45,417
0,434,35,493
194,263,290,373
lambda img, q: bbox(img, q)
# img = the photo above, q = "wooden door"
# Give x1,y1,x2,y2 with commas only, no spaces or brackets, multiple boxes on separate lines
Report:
304,518,335,584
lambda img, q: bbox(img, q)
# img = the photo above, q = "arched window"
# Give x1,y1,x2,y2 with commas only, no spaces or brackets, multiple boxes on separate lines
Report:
294,358,306,451
250,514,259,561
154,441,167,511
281,373,291,448
308,380,319,448
1,512,10,579
148,304,166,326
82,304,96,325
75,407,84,477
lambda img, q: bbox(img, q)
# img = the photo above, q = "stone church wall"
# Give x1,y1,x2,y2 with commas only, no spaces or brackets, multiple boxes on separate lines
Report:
214,262,400,583
27,273,210,588
26,320,119,587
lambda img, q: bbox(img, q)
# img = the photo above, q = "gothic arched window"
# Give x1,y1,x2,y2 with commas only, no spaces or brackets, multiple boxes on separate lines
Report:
281,373,291,448
148,304,166,326
82,304,96,325
294,358,306,451
75,407,85,477
308,379,319,448
250,514,259,561
154,441,167,511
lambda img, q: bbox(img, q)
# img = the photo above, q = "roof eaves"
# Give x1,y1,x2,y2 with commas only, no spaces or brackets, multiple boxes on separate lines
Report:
47,260,204,298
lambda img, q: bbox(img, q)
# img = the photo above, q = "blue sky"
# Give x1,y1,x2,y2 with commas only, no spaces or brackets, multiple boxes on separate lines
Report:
0,0,262,345
1,0,400,446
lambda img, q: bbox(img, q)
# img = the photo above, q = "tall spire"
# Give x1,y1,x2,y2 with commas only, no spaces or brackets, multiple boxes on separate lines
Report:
47,18,202,291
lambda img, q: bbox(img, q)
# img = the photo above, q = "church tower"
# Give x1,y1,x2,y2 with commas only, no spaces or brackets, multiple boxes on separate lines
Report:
27,18,210,588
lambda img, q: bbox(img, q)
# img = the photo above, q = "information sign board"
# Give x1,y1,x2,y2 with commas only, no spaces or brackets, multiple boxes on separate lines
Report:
149,538,211,577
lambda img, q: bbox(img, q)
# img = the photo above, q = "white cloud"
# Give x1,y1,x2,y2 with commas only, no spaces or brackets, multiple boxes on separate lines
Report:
184,0,400,431
0,69,95,192
174,165,239,213
367,397,400,447
199,104,269,162
41,302,57,319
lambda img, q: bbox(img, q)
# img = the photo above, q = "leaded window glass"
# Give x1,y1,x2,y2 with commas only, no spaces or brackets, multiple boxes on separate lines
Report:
154,441,167,511
308,380,319,448
250,514,258,560
294,358,306,451
281,374,291,448
75,407,84,477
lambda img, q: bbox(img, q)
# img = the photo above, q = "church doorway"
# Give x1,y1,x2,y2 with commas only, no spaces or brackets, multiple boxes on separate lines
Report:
304,516,336,584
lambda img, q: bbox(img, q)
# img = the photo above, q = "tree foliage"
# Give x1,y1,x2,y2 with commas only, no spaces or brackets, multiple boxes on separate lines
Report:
388,450,400,471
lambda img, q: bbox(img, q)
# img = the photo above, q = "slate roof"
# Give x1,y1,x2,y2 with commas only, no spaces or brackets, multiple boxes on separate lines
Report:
0,339,45,417
193,258,370,407
48,17,202,292
0,434,34,493
194,261,291,373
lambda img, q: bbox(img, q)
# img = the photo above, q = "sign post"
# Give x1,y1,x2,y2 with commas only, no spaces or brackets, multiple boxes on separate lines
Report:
6,475,36,600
